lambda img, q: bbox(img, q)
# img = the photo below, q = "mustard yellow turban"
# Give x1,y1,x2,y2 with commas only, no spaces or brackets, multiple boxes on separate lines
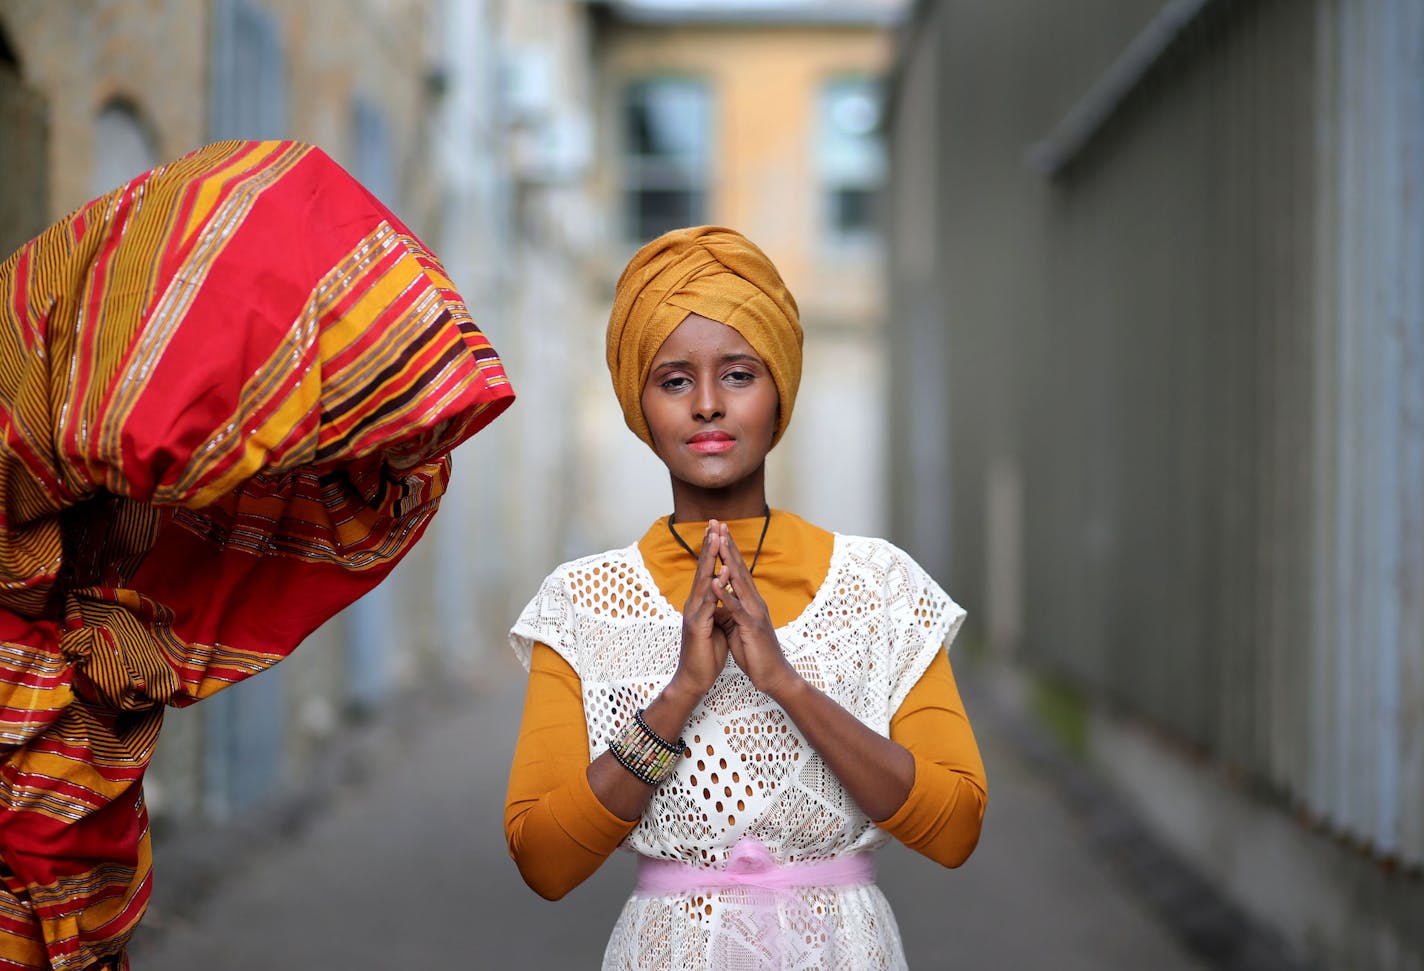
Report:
607,225,803,450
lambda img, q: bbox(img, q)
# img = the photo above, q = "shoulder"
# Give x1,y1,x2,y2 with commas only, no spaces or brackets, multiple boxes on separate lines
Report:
509,542,648,669
832,533,924,576
534,543,643,588
515,542,646,621
829,534,959,610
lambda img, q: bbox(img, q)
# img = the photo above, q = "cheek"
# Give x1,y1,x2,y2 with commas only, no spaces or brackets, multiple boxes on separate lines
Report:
763,390,782,442
640,391,671,450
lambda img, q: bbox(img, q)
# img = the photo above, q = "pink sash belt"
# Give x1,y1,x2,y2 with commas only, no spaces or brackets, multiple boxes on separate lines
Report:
635,836,876,896
635,838,876,963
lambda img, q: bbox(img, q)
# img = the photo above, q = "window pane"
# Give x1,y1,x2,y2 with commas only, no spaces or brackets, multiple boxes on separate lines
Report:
818,77,885,239
628,188,706,242
626,80,710,164
623,77,711,241
832,187,879,235
818,78,885,183
92,102,158,197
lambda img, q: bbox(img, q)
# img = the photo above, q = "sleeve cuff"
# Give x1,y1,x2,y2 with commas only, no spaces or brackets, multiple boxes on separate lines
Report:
547,765,639,854
876,751,930,833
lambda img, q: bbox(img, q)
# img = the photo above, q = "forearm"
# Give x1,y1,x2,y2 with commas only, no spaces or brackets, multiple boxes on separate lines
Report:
877,752,985,866
505,769,636,899
769,676,916,822
706,521,916,819
505,643,638,898
585,678,701,821
878,651,988,866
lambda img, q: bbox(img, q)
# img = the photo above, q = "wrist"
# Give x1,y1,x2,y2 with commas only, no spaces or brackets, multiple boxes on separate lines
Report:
657,675,703,717
761,666,808,707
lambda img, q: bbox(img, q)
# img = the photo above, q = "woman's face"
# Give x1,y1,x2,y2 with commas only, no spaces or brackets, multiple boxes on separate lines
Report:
641,313,779,498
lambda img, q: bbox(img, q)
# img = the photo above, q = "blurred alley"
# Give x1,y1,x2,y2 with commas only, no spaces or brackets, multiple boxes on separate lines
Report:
125,659,1214,970
2,1,1422,969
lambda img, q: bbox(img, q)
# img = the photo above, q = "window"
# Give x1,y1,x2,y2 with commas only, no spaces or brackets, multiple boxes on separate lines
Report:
208,0,288,140
1,27,50,255
91,101,158,198
817,78,886,240
351,96,395,207
623,78,711,242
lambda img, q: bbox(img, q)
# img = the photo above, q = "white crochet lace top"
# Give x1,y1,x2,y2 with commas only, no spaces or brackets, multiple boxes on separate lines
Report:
510,532,964,971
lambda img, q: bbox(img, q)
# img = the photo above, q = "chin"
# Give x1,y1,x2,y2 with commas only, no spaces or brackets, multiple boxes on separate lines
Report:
672,468,732,491
683,463,762,492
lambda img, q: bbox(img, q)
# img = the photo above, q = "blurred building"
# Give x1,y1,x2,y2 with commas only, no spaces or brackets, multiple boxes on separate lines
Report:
886,0,1424,967
568,0,906,554
0,0,909,859
0,0,610,829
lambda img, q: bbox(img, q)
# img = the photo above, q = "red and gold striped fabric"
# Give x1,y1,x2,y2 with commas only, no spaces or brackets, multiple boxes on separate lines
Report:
0,140,514,970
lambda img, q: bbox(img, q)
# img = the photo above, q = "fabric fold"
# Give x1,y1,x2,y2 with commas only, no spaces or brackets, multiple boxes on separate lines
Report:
0,139,513,969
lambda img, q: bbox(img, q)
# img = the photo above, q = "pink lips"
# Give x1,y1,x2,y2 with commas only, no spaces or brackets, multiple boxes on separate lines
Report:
687,431,735,454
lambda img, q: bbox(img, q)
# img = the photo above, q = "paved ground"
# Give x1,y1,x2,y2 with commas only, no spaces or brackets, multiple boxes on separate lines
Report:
128,659,1208,970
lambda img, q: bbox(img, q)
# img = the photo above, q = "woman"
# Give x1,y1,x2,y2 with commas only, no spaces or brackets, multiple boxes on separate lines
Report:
505,226,985,970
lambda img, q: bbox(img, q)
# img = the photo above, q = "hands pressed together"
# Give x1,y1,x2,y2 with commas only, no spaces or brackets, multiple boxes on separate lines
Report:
668,520,802,705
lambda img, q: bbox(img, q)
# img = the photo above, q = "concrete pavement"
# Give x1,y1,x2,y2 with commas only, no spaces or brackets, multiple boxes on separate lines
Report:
127,659,1208,970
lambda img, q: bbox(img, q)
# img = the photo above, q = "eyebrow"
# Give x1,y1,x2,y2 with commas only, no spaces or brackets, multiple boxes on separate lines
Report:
652,353,764,371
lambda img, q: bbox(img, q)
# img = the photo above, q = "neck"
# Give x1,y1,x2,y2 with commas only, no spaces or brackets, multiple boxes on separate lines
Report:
668,470,768,524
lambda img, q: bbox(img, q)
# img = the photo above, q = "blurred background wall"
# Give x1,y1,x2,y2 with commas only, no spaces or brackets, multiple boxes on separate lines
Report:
571,0,900,556
886,0,1423,966
0,0,899,868
0,0,540,825
3,0,1422,968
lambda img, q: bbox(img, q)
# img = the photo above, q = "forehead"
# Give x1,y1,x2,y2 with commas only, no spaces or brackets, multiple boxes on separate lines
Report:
652,312,762,363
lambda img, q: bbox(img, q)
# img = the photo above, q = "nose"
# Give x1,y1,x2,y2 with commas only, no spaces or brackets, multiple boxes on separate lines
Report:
692,377,724,422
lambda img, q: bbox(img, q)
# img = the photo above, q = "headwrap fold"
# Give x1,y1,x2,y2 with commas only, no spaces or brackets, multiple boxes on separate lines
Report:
606,226,802,449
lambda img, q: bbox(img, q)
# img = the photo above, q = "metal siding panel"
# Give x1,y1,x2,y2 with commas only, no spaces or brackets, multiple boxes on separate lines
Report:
346,582,398,711
905,0,1421,868
1394,0,1424,868
1332,0,1364,840
1309,0,1343,833
1368,0,1403,860
1314,0,1424,864
201,670,286,819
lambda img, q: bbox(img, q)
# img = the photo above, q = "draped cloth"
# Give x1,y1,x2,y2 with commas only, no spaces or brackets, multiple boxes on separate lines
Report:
0,140,514,970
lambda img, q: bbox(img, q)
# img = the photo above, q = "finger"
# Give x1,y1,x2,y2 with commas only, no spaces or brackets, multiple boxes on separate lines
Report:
715,526,755,588
717,521,743,564
714,530,771,620
715,572,738,601
694,521,722,582
712,579,744,628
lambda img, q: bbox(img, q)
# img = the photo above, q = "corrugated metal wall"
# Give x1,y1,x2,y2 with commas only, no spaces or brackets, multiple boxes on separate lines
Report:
1314,0,1424,865
887,0,1424,871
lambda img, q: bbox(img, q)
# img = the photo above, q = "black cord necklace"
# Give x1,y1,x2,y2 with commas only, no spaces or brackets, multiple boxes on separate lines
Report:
667,505,772,575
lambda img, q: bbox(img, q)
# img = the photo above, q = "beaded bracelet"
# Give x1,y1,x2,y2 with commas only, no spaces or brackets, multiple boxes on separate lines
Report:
608,708,684,786
635,708,683,753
